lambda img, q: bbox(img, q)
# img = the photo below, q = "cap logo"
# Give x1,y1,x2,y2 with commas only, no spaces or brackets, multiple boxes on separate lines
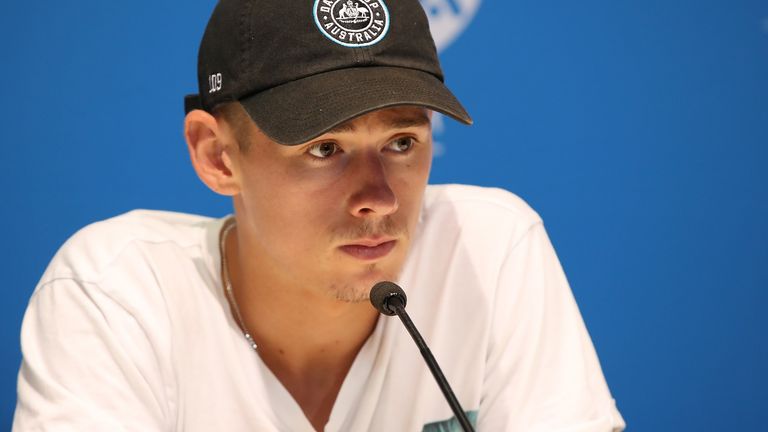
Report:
313,0,390,48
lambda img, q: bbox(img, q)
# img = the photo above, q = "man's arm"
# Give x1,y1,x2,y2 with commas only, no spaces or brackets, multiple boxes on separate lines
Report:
479,221,625,431
13,278,174,431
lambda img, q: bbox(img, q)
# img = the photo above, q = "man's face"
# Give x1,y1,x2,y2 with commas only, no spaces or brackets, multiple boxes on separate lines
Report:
228,106,433,302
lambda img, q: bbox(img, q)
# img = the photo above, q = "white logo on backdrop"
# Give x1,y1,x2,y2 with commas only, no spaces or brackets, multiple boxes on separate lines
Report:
419,0,482,156
420,0,482,52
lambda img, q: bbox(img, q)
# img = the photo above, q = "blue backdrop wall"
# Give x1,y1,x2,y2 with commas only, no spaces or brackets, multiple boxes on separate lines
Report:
1,1,766,430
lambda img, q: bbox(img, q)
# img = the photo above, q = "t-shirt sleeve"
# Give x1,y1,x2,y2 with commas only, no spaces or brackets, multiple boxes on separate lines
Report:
13,277,174,431
478,221,626,432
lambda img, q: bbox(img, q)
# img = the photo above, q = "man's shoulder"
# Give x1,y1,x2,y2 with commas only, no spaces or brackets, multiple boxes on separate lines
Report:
40,210,222,286
423,184,543,228
417,185,544,263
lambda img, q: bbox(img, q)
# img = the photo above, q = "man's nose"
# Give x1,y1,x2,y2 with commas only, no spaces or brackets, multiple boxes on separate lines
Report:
346,152,398,218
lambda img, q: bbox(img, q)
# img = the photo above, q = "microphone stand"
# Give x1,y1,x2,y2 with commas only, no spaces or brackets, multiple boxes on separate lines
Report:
388,296,476,432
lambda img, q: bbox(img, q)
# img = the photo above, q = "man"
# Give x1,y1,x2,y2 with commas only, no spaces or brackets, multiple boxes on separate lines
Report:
14,0,625,431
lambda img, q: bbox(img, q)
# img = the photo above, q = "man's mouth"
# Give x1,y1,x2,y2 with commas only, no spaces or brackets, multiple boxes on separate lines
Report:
339,238,397,261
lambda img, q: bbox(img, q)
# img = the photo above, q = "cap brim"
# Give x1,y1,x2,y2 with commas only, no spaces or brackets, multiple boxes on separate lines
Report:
237,66,472,145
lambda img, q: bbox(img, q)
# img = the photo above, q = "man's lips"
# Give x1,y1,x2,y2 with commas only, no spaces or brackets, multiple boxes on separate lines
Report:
339,239,397,260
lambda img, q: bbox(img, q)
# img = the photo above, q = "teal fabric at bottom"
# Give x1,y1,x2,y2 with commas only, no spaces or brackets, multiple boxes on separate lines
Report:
422,411,478,431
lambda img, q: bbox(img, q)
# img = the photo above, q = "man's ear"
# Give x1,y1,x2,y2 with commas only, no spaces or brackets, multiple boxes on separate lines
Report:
184,109,240,196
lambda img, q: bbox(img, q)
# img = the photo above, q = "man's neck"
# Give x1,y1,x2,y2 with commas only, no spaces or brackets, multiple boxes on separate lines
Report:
223,222,379,430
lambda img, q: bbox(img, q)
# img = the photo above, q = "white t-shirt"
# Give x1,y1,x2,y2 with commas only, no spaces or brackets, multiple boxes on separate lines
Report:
14,184,625,431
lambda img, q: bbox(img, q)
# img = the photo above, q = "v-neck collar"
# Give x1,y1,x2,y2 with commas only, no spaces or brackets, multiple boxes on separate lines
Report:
252,316,387,432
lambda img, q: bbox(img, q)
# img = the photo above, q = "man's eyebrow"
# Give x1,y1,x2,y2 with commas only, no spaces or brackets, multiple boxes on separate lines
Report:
326,122,357,134
324,113,431,135
386,114,431,130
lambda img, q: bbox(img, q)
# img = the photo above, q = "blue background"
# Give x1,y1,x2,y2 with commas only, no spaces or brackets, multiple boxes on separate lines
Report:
1,0,767,430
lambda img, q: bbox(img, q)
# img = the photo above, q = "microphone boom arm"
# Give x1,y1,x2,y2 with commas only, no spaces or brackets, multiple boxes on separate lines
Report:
387,296,476,432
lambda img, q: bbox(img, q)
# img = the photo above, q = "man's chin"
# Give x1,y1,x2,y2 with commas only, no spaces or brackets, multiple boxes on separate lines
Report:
328,265,400,303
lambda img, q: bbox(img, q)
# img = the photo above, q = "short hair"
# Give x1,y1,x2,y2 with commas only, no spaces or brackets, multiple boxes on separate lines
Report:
212,102,254,152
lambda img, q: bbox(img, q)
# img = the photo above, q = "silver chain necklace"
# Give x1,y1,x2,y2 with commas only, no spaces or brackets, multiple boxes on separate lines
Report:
220,220,258,351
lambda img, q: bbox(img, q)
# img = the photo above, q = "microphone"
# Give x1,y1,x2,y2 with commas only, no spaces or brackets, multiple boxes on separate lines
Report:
370,281,475,432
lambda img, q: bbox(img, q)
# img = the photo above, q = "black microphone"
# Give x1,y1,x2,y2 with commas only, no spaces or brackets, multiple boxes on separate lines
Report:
370,281,475,432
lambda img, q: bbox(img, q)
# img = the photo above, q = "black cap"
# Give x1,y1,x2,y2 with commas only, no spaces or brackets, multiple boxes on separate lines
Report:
185,0,472,145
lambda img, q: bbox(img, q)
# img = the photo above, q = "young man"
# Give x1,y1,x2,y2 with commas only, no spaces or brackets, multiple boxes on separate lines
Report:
14,0,625,431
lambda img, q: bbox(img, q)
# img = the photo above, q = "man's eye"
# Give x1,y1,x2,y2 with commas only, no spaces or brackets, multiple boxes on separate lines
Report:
307,142,340,158
387,136,414,153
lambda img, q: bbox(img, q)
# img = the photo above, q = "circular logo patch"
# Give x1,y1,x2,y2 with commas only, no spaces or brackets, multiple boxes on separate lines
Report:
313,0,390,48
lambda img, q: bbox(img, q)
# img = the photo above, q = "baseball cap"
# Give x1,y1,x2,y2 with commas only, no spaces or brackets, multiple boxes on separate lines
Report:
184,0,472,145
